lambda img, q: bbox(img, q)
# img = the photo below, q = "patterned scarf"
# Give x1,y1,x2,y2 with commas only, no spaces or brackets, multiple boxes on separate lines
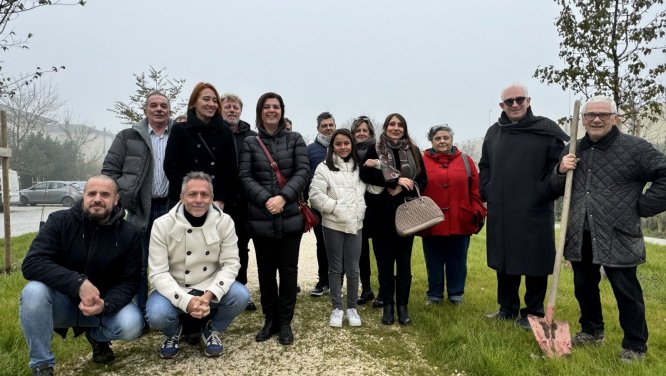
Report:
376,133,417,181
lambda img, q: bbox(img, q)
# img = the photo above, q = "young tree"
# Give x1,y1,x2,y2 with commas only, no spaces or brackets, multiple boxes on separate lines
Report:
0,79,63,157
0,0,85,97
534,0,666,136
109,66,186,125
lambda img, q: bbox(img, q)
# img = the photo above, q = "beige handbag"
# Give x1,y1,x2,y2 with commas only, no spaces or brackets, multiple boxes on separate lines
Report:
395,185,444,237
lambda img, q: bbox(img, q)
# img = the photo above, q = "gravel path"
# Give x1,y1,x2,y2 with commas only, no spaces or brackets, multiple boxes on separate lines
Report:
58,231,438,376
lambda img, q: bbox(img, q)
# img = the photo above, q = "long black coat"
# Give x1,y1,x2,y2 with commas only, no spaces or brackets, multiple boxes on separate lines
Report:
479,108,568,276
238,126,310,238
163,109,237,204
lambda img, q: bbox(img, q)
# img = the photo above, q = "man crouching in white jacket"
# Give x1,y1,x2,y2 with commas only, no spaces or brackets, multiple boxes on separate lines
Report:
146,171,250,359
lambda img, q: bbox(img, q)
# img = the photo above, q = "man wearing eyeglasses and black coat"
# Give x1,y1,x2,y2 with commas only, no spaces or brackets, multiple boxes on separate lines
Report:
479,83,569,330
555,96,666,362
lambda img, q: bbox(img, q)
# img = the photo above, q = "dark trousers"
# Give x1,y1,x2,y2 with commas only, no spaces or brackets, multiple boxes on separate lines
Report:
571,231,648,352
253,233,302,325
372,231,413,306
496,272,547,318
359,231,372,289
312,209,329,287
136,198,169,314
227,205,251,286
422,235,470,302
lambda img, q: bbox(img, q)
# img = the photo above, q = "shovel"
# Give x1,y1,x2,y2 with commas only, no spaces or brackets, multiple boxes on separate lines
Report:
528,100,581,357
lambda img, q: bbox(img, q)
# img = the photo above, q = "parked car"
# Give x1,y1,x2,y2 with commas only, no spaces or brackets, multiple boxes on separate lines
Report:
19,181,84,207
0,169,20,213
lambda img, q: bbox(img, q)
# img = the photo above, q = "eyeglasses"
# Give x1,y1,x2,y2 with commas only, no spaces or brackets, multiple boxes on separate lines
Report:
582,112,615,121
354,116,370,122
502,97,526,106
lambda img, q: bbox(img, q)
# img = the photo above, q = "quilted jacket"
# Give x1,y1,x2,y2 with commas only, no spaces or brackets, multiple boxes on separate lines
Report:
552,127,666,267
309,156,367,234
238,127,310,238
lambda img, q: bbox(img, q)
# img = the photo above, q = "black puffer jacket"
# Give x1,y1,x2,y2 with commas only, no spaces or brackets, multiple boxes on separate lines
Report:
238,127,310,238
552,127,666,267
22,201,142,315
164,109,237,204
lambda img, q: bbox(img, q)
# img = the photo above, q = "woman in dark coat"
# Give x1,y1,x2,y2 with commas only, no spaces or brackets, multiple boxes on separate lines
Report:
238,92,309,345
360,113,426,326
163,82,237,209
351,116,380,307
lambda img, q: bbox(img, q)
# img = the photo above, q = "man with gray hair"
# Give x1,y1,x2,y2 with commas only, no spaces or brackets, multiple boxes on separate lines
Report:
479,83,569,330
556,96,666,362
146,171,250,359
220,93,258,311
102,91,174,319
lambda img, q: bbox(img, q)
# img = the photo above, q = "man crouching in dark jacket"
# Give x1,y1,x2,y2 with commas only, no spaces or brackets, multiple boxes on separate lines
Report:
20,175,143,375
555,96,666,363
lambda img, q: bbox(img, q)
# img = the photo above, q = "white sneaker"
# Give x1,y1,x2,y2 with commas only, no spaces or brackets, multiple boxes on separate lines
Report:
329,308,344,327
347,308,362,327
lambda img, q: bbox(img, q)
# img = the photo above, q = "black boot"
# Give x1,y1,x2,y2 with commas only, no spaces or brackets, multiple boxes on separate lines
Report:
255,319,278,342
397,305,411,325
85,331,115,364
357,286,375,305
278,324,294,345
382,304,395,325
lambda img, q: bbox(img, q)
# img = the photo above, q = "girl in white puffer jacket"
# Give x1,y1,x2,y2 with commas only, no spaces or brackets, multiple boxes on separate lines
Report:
309,129,367,328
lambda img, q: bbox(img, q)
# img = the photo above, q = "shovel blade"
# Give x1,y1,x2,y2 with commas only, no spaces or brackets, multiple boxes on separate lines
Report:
528,315,572,358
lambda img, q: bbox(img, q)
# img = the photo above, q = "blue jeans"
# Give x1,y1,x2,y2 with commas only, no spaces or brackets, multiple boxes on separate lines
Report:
19,281,143,369
422,235,470,302
145,281,250,336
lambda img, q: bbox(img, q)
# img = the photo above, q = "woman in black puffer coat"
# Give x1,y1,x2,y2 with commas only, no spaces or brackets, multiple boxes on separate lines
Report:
238,92,309,346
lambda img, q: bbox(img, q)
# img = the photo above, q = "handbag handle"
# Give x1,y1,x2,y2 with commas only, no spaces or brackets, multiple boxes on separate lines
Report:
402,184,422,203
197,133,216,161
256,136,287,188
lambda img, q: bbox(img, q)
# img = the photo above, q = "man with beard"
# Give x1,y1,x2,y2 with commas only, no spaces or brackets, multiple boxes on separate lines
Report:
20,175,143,375
220,93,258,311
479,83,569,330
308,112,337,297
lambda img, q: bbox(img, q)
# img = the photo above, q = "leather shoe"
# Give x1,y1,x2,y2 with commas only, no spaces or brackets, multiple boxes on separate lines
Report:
278,324,294,345
397,305,411,325
255,319,278,342
357,289,375,305
485,311,517,320
381,304,395,325
372,298,384,308
245,300,257,311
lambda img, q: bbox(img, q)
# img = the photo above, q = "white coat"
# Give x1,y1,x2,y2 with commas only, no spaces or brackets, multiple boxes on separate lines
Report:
309,155,366,234
148,202,240,312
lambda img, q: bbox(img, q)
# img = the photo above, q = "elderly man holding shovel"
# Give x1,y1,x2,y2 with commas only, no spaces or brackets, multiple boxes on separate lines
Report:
555,95,666,363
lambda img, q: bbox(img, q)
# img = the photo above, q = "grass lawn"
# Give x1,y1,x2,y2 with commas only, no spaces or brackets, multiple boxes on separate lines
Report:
1,230,665,375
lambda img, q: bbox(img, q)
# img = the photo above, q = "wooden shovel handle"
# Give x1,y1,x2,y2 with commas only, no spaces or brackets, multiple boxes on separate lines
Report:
545,100,580,321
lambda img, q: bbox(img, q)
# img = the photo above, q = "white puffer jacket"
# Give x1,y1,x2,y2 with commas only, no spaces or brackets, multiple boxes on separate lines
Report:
309,156,366,234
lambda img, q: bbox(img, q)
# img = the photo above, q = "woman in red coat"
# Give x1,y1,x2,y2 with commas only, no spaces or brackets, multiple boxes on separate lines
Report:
420,125,486,305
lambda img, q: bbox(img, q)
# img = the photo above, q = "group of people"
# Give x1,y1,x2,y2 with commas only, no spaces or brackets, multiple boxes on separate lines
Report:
18,82,666,375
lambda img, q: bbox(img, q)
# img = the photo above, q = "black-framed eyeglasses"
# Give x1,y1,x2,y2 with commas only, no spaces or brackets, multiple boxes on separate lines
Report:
354,115,370,122
582,112,615,121
502,96,526,106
